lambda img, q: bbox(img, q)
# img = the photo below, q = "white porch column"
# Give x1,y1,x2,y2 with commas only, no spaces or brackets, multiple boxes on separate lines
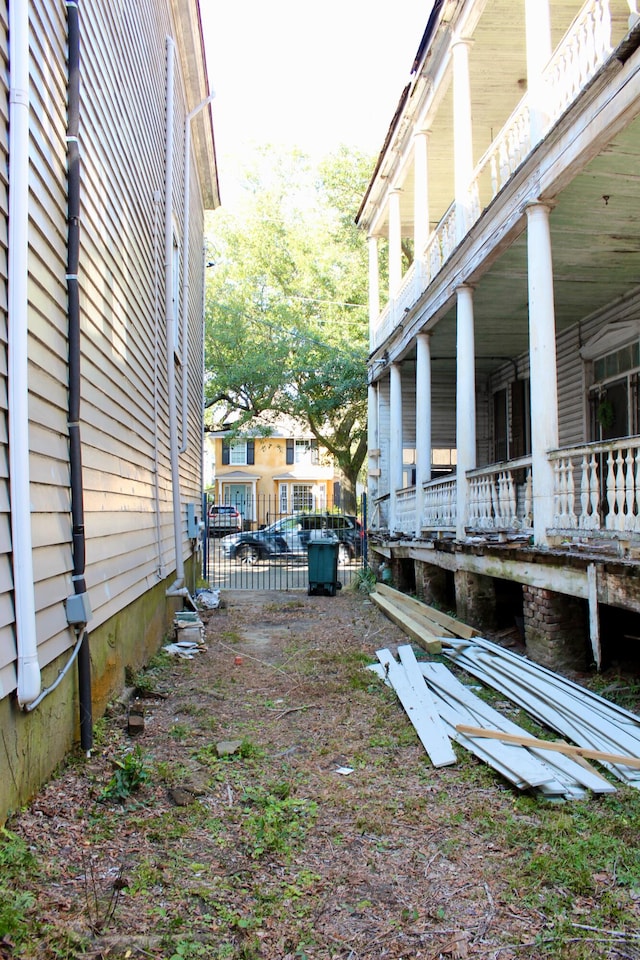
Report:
368,236,380,352
413,131,430,257
389,362,403,533
456,284,476,541
525,0,551,145
452,39,474,244
388,188,402,299
368,382,379,504
415,332,432,538
526,201,559,545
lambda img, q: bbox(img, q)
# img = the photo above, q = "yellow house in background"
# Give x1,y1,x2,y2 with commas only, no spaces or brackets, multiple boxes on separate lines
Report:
204,414,339,527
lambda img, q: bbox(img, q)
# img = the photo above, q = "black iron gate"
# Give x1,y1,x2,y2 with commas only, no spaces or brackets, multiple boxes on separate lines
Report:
203,495,367,592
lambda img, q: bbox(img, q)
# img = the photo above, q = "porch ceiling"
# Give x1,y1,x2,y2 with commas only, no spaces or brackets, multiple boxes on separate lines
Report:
381,0,604,235
403,113,640,377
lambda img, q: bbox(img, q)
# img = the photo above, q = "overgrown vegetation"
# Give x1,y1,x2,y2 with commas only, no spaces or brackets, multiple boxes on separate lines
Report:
4,593,640,958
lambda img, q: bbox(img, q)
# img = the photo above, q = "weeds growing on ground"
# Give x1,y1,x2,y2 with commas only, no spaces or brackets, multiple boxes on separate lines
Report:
240,782,317,859
0,829,36,946
99,744,151,803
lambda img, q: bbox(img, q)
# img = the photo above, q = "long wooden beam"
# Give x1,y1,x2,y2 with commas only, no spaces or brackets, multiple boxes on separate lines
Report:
374,583,479,639
370,592,442,654
456,724,640,770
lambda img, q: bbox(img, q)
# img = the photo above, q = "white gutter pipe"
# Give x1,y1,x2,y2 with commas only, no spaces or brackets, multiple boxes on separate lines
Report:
179,93,214,455
152,189,164,577
163,37,185,597
10,0,41,706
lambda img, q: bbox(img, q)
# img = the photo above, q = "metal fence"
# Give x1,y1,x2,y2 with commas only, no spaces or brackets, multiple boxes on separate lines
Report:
202,495,367,592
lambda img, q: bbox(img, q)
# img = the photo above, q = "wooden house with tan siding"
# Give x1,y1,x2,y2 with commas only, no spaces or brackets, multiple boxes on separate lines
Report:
360,0,640,675
0,0,218,822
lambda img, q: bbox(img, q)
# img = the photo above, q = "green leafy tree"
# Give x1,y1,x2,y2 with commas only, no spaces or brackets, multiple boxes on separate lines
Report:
204,146,373,510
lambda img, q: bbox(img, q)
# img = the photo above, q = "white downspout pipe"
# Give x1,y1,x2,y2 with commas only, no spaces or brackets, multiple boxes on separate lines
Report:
10,1,41,706
179,93,214,455
163,37,186,596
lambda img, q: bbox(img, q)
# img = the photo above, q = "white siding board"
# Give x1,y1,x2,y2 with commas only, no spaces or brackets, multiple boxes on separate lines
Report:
0,552,11,594
30,484,70,517
431,367,457,447
0,522,8,559
0,660,17,699
30,450,72,488
31,514,71,551
378,377,390,496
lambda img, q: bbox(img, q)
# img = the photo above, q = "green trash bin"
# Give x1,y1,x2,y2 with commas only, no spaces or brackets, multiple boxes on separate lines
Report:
307,538,342,596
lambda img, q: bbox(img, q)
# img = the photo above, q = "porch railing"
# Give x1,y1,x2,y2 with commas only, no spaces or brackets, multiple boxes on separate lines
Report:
549,438,640,536
395,486,417,534
422,475,457,531
467,458,533,533
378,438,640,544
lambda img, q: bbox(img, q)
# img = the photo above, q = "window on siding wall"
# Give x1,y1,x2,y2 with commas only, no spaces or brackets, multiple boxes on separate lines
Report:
403,448,416,488
589,341,640,441
511,378,531,458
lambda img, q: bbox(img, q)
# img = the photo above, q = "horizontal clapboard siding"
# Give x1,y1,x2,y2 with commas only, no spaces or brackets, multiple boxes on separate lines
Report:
0,0,212,697
0,4,9,697
377,378,390,497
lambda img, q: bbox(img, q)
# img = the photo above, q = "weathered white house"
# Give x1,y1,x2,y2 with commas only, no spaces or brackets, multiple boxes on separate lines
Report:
0,0,218,821
358,0,640,671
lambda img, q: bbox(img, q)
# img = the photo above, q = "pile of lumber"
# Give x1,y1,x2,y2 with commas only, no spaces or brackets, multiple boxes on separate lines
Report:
369,582,479,655
368,585,640,798
444,636,640,789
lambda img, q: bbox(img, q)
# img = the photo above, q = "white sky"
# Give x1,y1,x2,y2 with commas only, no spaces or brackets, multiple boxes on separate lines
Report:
200,1,434,207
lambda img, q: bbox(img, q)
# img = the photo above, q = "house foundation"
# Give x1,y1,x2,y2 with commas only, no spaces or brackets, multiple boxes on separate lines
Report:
522,585,588,671
415,560,449,607
454,569,497,633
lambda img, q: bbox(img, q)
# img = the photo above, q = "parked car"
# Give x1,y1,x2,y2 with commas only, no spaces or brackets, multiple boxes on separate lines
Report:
208,504,242,537
221,513,364,564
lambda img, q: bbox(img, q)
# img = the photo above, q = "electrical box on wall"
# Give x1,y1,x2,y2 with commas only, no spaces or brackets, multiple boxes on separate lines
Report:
66,591,93,626
186,502,201,539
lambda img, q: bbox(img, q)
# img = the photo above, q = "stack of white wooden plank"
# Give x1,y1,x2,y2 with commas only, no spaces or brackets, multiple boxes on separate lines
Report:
443,636,640,789
370,646,616,799
368,585,640,796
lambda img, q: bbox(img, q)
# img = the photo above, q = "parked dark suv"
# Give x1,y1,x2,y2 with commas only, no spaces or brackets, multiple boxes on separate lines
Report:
208,504,242,537
221,512,363,564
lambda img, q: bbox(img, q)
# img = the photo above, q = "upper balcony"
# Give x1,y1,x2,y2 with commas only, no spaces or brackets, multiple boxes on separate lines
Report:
359,0,637,354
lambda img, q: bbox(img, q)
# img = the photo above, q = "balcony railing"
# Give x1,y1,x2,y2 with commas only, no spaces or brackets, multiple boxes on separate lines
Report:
543,0,612,128
470,99,531,219
549,438,640,536
424,203,457,286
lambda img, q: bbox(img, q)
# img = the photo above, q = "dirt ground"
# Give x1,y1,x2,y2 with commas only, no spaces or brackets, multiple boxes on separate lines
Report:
5,587,640,960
